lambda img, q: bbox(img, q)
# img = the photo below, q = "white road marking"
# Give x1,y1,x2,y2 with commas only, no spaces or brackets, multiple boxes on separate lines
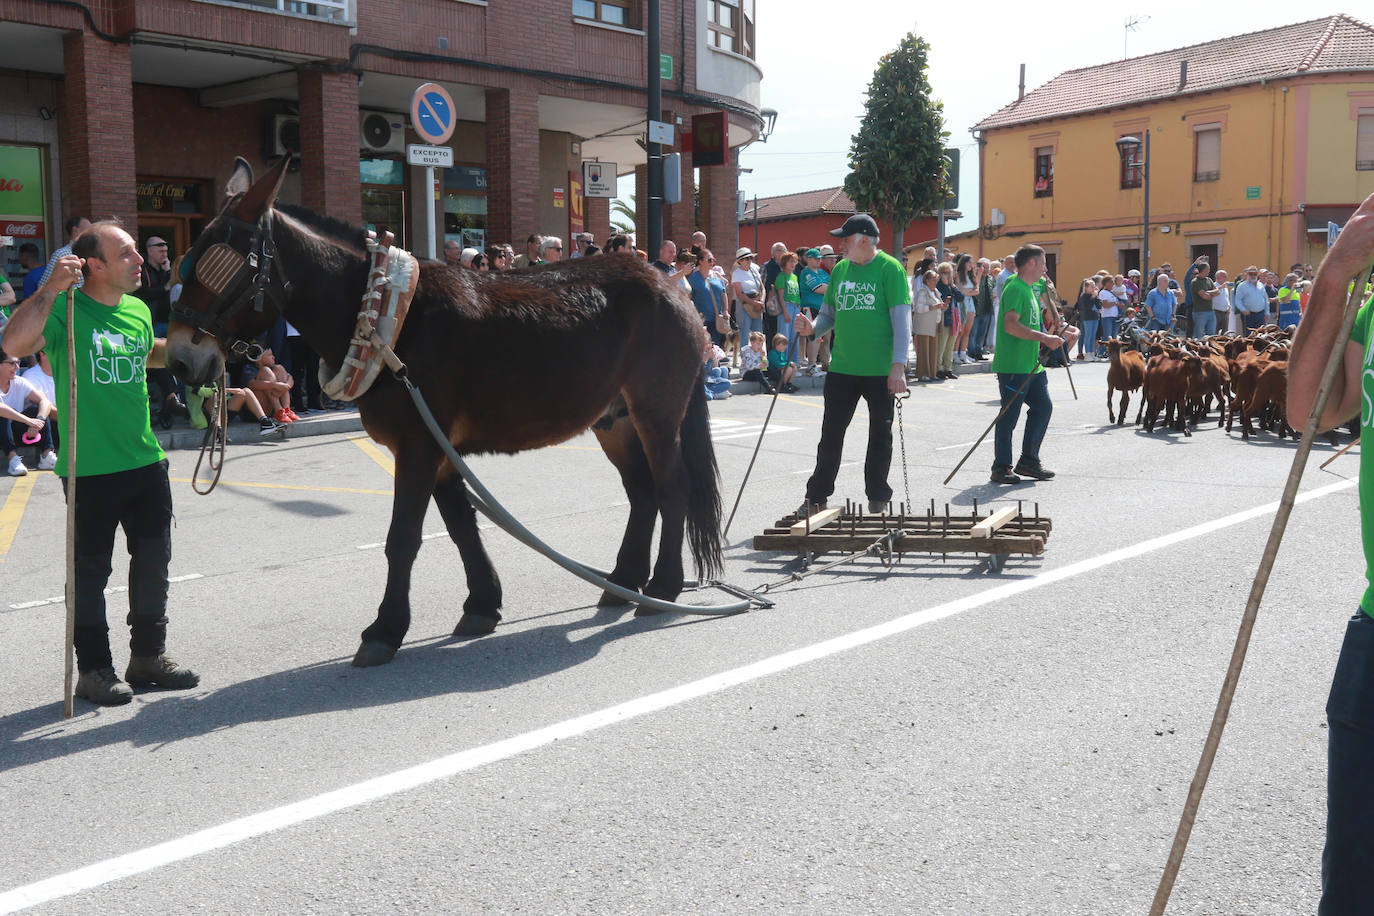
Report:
0,477,1355,913
8,575,203,611
712,423,800,442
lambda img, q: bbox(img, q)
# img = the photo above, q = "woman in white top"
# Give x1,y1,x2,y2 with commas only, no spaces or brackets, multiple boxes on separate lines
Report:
1097,282,1121,349
730,248,766,341
910,269,944,383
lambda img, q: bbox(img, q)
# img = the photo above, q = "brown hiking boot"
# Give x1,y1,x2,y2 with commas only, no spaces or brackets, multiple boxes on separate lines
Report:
125,655,201,690
74,667,134,706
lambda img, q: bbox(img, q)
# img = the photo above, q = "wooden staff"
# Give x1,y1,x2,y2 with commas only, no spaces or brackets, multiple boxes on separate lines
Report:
1319,435,1359,471
1148,268,1369,914
62,287,77,719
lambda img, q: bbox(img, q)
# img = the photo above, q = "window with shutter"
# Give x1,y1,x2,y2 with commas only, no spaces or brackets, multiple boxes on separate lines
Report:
1357,114,1374,171
1194,127,1220,182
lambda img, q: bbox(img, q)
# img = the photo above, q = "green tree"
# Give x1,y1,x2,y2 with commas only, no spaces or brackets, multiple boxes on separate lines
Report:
843,33,950,258
611,196,636,236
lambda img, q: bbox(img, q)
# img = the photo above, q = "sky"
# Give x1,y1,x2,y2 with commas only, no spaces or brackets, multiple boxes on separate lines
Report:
733,1,1356,237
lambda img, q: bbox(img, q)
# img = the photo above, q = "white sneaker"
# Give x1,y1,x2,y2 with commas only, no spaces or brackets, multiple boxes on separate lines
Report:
7,455,28,477
37,451,57,471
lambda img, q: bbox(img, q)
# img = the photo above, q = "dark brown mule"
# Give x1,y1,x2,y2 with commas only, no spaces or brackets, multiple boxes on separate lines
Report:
166,157,723,667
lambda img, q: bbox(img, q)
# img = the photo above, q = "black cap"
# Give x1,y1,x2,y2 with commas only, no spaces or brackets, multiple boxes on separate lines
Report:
829,213,880,239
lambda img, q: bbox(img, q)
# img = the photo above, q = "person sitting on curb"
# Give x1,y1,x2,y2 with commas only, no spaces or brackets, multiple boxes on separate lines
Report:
0,348,56,474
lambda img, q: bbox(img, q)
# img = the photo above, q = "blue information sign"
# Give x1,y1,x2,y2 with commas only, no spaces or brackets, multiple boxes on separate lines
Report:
411,83,456,145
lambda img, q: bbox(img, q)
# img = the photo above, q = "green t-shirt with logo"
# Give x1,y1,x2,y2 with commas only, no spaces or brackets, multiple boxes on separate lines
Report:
992,276,1045,375
41,289,165,477
781,272,801,305
822,250,910,377
1349,294,1374,617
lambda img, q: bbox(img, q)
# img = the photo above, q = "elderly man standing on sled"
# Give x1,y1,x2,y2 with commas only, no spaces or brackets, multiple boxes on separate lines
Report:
793,214,911,517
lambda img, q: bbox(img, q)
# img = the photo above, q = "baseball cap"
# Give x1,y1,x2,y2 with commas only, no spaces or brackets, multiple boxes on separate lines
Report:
1127,269,1140,277
828,213,880,239
147,236,168,248
805,248,822,259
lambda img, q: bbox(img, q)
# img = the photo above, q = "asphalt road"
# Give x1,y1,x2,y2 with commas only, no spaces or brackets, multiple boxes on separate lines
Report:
0,362,1361,914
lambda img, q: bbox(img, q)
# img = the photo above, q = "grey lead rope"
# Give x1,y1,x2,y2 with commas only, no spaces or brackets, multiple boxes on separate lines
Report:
397,373,749,618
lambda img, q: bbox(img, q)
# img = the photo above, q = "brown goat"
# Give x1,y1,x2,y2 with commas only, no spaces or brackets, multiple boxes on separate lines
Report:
1105,339,1145,425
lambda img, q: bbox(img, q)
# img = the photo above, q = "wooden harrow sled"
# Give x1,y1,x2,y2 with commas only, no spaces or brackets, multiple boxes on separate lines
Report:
751,498,1053,584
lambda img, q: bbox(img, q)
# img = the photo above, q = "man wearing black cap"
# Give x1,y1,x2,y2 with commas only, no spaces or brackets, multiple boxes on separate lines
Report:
793,214,911,516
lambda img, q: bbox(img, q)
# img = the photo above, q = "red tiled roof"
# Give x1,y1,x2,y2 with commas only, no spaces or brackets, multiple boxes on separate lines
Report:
750,186,858,220
973,15,1374,132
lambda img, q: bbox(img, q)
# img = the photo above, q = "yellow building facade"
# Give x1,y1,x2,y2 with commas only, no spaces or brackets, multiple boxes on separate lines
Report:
972,15,1374,291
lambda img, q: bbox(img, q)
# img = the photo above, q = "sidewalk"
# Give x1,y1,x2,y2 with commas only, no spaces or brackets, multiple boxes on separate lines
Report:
154,407,366,450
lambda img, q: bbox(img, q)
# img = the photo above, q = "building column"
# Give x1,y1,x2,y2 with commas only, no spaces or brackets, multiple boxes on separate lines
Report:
60,30,136,227
697,145,739,259
633,164,648,243
665,150,696,246
298,69,361,224
485,87,540,247
585,196,610,246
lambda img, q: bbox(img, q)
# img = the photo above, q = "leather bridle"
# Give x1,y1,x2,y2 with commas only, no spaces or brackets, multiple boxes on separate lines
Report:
170,209,292,360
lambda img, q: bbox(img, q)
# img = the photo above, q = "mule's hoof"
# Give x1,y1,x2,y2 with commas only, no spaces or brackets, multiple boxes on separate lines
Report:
453,613,499,638
352,640,397,667
598,590,634,608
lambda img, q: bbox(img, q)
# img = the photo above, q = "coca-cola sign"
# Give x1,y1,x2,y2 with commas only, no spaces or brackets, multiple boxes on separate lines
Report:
3,221,43,238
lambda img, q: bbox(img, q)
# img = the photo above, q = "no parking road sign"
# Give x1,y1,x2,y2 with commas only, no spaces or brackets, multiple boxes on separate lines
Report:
411,82,455,145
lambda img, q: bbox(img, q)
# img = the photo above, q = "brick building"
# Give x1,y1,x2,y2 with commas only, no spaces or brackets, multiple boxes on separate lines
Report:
736,186,949,258
0,0,765,282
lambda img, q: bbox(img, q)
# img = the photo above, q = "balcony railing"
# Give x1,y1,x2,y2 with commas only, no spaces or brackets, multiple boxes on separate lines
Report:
208,0,350,23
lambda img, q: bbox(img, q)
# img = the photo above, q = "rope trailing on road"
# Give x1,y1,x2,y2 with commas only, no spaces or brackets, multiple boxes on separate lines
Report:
1148,271,1368,914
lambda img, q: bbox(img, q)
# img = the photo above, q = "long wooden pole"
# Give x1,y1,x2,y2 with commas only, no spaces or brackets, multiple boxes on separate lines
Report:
1319,434,1359,471
62,288,78,718
1147,270,1367,914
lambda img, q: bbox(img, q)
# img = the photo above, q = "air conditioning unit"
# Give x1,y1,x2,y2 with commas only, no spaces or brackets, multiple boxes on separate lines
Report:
266,115,301,158
360,110,406,154
989,207,1006,227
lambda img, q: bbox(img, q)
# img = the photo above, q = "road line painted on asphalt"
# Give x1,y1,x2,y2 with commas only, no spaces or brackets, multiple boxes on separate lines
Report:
8,575,205,611
0,477,1356,914
0,475,37,557
349,436,395,476
168,478,392,496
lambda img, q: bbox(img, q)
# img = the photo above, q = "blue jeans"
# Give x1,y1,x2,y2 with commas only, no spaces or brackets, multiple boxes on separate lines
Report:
1191,309,1217,337
994,371,1052,470
968,313,991,358
780,304,800,351
735,302,763,339
1099,316,1118,354
1322,610,1374,914
1243,311,1266,331
1077,318,1099,358
1145,317,1170,333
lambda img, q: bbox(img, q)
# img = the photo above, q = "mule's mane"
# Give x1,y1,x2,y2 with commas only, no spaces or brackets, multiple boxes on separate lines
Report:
276,203,369,255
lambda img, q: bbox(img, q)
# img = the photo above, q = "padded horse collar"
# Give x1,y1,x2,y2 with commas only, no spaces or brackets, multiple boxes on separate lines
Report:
171,210,291,359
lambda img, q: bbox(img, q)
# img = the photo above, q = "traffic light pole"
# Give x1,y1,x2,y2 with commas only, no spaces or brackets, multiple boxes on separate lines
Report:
645,0,663,257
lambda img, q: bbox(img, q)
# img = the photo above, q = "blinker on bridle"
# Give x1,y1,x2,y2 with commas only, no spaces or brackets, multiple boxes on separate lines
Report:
171,210,292,360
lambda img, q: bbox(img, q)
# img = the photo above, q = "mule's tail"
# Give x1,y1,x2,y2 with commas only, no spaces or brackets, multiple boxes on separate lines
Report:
681,379,723,580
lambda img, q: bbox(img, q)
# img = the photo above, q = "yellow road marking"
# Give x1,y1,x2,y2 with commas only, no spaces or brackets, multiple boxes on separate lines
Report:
0,475,37,557
168,477,391,496
349,436,396,477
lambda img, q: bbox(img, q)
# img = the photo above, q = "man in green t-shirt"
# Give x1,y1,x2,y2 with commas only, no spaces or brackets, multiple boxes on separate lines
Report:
1,219,199,706
1287,189,1374,913
792,214,910,515
988,244,1078,485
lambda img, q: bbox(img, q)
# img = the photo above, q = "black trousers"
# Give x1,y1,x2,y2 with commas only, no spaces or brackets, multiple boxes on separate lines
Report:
805,372,894,505
286,336,322,408
60,460,173,672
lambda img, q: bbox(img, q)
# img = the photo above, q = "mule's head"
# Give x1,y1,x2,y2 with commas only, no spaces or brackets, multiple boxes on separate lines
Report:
165,156,291,385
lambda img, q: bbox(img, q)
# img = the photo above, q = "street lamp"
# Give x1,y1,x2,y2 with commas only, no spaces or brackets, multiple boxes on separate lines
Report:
1116,132,1150,284
759,108,778,143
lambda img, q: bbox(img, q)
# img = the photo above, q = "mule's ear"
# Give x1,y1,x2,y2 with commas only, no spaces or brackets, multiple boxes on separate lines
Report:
225,157,254,199
231,155,290,221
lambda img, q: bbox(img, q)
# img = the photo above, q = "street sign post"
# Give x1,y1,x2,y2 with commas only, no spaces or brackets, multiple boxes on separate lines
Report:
406,145,453,168
582,161,617,198
411,83,456,259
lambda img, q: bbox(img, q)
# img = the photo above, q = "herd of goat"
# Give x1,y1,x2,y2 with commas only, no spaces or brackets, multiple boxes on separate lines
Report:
1102,326,1357,444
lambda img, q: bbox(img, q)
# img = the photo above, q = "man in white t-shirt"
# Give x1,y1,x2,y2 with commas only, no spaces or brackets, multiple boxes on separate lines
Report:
1,350,56,474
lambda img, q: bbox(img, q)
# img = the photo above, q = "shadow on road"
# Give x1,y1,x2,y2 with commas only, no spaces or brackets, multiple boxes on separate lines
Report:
0,605,716,772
